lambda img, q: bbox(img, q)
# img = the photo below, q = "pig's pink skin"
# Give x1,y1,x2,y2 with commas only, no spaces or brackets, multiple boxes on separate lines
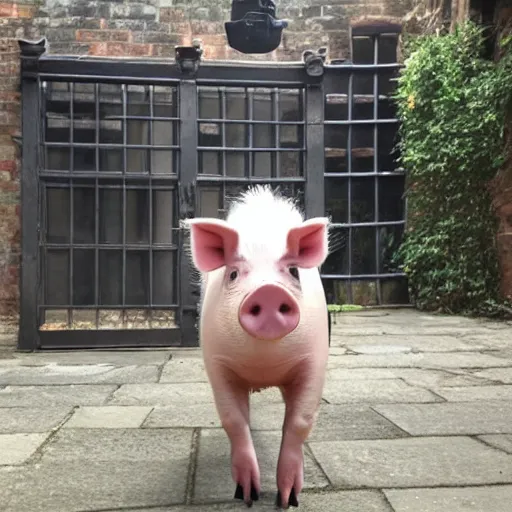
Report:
186,186,330,506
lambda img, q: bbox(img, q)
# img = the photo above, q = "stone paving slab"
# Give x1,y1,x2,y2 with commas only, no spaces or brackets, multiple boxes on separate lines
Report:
193,429,329,504
64,406,153,429
322,378,441,404
0,433,49,465
478,434,512,454
327,352,512,369
144,402,221,428
5,349,172,366
110,382,215,406
0,364,159,385
389,368,497,388
473,368,512,383
385,485,512,512
0,407,72,434
0,384,117,407
373,401,512,436
0,429,193,512
159,354,208,383
340,335,487,353
308,436,512,488
99,490,393,511
434,385,512,402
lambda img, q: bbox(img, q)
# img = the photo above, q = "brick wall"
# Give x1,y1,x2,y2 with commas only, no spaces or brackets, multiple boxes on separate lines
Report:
0,0,412,345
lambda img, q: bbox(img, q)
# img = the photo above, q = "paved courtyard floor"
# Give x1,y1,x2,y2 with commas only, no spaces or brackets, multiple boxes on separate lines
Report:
1,308,512,511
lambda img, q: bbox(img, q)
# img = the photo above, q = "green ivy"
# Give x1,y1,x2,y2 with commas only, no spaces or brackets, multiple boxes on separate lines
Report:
393,22,512,317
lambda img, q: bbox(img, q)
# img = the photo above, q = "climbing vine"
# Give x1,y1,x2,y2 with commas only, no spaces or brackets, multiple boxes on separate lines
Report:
393,21,512,316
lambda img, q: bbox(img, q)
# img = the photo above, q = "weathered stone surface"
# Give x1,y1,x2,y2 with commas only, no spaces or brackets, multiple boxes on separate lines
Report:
109,382,215,406
374,401,512,436
434,385,512,402
98,490,394,511
143,402,221,428
390,368,496,388
309,437,512,488
473,368,512,384
194,429,329,503
0,407,72,434
0,433,49,465
326,367,397,379
322,378,441,404
341,335,487,353
385,485,512,512
64,406,153,429
327,352,512,369
159,352,208,383
10,350,172,367
0,364,159,385
0,385,117,407
478,434,512,454
0,429,192,511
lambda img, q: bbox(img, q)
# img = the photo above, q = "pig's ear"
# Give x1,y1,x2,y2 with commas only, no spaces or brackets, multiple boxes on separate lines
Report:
185,218,239,272
285,217,329,269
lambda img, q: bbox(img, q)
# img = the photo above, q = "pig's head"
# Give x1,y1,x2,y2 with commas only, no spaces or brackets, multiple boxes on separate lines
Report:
185,188,329,342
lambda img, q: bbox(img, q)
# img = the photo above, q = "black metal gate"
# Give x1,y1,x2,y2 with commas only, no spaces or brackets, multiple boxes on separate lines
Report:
17,20,406,351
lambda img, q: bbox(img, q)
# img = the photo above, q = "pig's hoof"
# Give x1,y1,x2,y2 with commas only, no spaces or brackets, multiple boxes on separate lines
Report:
234,483,259,507
275,487,299,509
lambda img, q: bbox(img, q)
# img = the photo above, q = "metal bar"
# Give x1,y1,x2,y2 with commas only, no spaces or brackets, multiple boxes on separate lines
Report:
197,118,305,125
247,88,254,177
42,243,178,250
69,82,74,328
347,72,353,303
39,171,179,181
324,119,398,125
373,35,382,305
18,62,42,350
320,273,407,280
94,82,100,329
38,328,182,350
324,171,405,178
304,83,325,219
121,84,127,310
221,87,227,176
273,88,279,178
148,85,154,312
197,176,305,183
44,142,180,149
330,220,405,228
178,80,199,347
198,146,304,152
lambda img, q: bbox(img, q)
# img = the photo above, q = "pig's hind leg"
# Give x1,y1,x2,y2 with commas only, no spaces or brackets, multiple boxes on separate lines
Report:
206,366,261,507
276,371,325,508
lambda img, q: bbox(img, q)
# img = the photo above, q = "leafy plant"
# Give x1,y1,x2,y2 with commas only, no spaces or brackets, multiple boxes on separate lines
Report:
393,22,512,316
327,304,364,313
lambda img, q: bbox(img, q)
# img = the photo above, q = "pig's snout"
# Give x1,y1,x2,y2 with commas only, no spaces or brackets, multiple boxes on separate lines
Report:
239,284,300,341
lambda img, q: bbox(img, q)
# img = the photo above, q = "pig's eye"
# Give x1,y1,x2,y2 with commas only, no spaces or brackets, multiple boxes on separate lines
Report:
289,266,300,280
229,270,239,282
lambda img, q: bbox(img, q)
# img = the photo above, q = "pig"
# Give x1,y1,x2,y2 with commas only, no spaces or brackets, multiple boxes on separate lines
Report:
184,185,330,508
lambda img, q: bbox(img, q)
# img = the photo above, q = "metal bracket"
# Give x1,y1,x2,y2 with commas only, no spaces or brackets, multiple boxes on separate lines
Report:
302,47,328,78
175,39,203,76
18,37,47,79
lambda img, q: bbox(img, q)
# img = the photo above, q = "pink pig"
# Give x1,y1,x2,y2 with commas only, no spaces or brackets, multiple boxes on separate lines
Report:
185,185,330,508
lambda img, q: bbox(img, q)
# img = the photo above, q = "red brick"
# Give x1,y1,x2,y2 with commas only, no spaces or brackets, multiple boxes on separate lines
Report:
189,21,225,35
160,7,186,23
89,42,152,57
76,29,130,43
0,160,16,173
0,3,34,18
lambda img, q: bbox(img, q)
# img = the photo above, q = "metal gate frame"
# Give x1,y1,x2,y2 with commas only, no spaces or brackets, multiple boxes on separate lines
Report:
17,23,405,351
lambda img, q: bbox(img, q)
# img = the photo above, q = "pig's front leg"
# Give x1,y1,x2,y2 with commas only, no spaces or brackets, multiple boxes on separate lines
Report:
206,365,260,507
276,370,325,509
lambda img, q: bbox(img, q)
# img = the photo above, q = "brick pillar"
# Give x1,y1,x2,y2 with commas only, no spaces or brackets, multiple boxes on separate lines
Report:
491,2,512,302
0,2,36,317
